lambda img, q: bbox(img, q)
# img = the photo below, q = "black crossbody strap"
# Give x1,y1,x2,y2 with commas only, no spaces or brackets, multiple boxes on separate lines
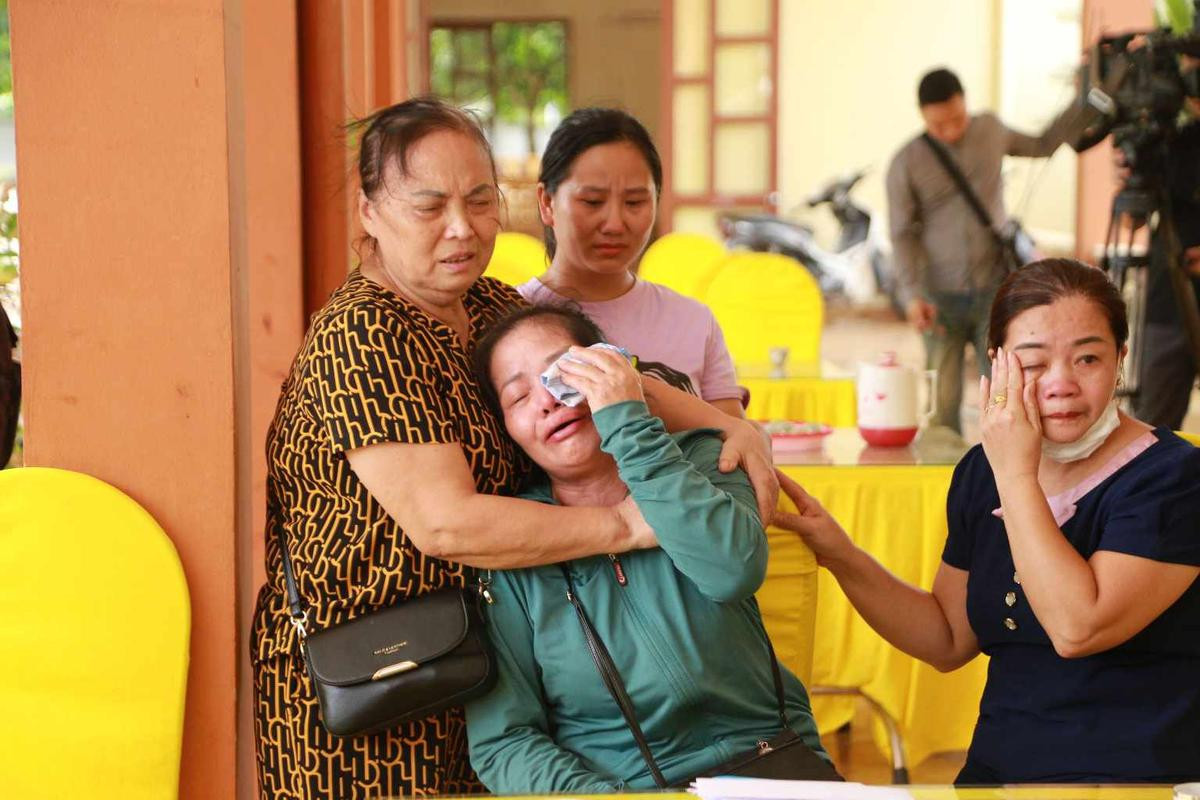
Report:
760,613,790,731
920,133,1006,246
277,528,309,637
559,564,791,787
559,564,669,788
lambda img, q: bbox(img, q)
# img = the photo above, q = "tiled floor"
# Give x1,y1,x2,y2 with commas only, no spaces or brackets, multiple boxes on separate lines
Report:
819,698,965,785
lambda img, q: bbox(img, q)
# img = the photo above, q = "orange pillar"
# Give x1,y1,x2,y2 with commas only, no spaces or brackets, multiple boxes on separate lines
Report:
300,1,355,316
1076,0,1154,262
299,0,414,317
10,2,303,799
232,3,305,798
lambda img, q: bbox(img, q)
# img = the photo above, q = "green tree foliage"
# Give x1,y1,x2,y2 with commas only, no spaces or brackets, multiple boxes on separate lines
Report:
493,22,566,155
429,21,567,155
430,27,491,114
0,0,11,116
1156,0,1196,33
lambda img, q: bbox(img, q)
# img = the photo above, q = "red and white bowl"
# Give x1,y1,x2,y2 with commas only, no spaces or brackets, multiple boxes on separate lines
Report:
760,420,833,452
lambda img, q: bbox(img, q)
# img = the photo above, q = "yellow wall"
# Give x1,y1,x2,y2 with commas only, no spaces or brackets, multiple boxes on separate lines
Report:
777,0,1080,251
996,0,1082,252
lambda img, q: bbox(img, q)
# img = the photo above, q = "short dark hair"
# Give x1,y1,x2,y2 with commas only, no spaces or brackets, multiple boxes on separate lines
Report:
472,304,696,419
987,258,1129,354
917,68,964,106
472,306,608,419
350,96,498,252
538,107,663,258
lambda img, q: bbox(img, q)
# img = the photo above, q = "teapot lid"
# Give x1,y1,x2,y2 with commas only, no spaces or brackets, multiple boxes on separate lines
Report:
878,351,900,367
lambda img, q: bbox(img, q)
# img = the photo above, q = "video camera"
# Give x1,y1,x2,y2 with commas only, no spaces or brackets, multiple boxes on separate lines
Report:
1076,4,1200,183
1077,1,1200,400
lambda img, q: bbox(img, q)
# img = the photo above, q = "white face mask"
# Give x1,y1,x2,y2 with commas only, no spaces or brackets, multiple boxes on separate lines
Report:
1040,398,1121,463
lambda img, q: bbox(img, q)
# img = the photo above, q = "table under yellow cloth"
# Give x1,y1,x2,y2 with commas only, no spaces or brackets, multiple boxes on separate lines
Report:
737,362,857,427
742,374,857,426
756,458,988,768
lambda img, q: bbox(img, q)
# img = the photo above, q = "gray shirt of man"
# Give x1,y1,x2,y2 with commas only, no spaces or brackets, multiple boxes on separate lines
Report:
885,108,1079,305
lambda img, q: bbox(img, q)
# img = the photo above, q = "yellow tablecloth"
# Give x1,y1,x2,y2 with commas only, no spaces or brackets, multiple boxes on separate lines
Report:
758,461,989,768
759,526,820,687
742,375,857,426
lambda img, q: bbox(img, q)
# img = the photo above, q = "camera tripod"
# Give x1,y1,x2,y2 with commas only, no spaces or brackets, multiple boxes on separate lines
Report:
1102,176,1200,400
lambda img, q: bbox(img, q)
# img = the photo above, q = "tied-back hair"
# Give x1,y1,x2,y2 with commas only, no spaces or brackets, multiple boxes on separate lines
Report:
347,96,499,255
537,107,663,259
472,305,697,420
987,257,1129,353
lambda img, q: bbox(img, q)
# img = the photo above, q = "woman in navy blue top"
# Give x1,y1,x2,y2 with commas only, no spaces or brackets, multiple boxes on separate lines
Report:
776,258,1200,783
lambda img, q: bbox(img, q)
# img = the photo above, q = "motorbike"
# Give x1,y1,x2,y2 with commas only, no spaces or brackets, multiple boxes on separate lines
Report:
718,170,899,311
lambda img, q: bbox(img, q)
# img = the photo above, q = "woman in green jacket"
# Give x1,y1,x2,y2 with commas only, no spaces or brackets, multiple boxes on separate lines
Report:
464,306,830,793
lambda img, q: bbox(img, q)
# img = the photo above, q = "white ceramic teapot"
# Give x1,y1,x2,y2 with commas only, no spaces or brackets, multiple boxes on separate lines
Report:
856,352,935,446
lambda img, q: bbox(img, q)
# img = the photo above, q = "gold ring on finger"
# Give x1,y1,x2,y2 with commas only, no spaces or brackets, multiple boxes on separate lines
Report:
992,394,1007,405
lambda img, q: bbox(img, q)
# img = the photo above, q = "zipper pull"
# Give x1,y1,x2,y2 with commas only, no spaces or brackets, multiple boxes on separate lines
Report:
608,554,628,587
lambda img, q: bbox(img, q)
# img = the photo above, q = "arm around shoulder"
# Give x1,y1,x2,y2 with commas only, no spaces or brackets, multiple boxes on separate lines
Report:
346,441,647,567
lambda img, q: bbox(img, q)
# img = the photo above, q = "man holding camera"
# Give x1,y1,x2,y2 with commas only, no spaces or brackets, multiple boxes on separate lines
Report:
1125,54,1200,429
886,68,1079,434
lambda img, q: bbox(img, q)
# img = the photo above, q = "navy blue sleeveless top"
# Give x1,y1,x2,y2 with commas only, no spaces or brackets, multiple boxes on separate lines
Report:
942,429,1200,783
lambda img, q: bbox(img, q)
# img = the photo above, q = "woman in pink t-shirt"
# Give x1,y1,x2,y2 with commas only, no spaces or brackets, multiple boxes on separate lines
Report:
518,108,744,416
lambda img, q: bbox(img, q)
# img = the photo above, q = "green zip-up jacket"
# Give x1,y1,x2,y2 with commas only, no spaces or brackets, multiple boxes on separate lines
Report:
465,401,826,793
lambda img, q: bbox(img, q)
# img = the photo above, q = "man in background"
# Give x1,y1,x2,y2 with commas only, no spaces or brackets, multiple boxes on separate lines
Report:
886,67,1080,433
1127,54,1200,429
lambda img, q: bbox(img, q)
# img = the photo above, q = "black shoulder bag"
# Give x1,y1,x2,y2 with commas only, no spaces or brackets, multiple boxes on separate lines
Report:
280,529,497,737
921,132,1036,272
558,564,840,786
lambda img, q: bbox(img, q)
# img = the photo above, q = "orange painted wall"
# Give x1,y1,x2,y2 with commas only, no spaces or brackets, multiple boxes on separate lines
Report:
10,2,303,798
1076,0,1154,261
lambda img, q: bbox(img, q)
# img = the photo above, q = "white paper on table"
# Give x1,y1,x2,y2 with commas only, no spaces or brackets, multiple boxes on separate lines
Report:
689,777,914,800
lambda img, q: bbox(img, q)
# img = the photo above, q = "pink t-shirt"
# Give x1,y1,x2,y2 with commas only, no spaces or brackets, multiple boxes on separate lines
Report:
517,277,741,403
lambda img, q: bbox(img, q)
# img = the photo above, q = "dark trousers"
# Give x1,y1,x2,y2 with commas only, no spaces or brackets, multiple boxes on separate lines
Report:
1130,321,1197,429
924,289,996,434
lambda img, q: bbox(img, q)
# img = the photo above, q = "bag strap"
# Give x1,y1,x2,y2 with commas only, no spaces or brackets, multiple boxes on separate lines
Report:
558,563,790,788
277,527,310,640
559,564,669,788
920,133,1007,246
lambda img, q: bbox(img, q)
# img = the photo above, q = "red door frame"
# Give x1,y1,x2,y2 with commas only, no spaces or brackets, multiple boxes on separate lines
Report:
659,0,780,230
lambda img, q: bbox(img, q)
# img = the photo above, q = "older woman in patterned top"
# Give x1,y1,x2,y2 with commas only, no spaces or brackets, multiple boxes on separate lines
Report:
249,97,777,800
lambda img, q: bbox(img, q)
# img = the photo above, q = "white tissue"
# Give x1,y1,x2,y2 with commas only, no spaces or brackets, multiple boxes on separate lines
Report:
539,343,630,407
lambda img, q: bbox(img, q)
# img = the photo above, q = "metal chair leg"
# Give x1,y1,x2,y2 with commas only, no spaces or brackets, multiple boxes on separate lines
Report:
811,686,909,784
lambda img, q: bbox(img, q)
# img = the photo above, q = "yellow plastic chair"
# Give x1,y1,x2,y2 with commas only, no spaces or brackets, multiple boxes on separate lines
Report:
0,467,190,799
703,252,824,365
757,530,819,688
483,231,547,287
637,232,728,300
1176,430,1200,447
